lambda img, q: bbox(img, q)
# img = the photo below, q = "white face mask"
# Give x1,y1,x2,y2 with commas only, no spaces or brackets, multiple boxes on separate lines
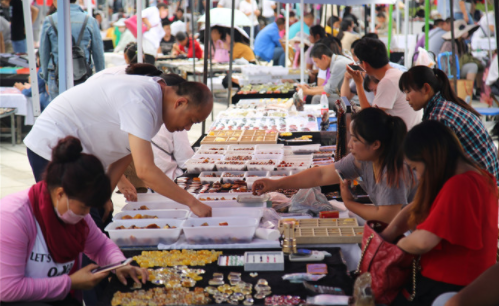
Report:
55,198,86,225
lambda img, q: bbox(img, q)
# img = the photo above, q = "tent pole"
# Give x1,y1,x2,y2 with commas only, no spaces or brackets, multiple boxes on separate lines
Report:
285,3,290,68
300,0,304,84
449,0,457,90
202,0,211,135
484,0,492,61
395,0,400,35
86,0,92,16
250,8,255,48
364,5,368,35
191,0,196,81
370,4,375,33
137,0,144,63
57,0,73,93
494,0,499,73
404,0,410,68
227,0,236,107
387,4,393,58
22,0,41,118
424,0,429,50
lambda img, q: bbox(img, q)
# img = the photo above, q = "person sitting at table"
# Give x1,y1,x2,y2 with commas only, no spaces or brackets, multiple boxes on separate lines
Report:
230,31,256,63
159,19,176,56
210,26,230,63
14,51,50,111
296,43,350,110
0,136,147,305
305,25,327,84
253,108,418,223
399,65,499,184
172,31,203,59
347,37,422,130
381,120,498,305
253,17,286,66
23,63,214,222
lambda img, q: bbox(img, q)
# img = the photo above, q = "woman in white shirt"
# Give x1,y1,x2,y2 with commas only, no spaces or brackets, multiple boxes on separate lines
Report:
24,64,213,218
239,0,260,38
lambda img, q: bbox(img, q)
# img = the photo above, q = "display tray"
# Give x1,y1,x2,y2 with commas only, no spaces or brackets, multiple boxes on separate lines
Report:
201,130,279,145
232,92,295,104
97,247,354,306
277,218,363,244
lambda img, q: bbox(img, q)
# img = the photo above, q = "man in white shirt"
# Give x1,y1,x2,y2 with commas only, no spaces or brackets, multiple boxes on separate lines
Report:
239,0,260,38
141,3,169,63
347,37,422,130
262,0,276,25
217,0,240,9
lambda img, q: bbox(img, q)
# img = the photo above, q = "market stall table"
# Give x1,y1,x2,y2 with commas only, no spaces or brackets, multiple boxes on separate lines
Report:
97,246,354,306
0,87,35,143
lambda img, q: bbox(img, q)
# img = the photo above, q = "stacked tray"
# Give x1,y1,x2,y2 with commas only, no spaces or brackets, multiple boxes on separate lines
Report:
277,218,363,244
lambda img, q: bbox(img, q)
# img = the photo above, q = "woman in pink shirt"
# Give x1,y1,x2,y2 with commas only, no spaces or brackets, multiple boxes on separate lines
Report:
0,137,147,305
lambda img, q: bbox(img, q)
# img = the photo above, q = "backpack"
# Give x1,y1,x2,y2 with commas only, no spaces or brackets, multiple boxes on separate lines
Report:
48,15,93,86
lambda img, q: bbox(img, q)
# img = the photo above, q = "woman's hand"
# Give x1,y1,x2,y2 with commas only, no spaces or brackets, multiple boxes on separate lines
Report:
14,82,26,91
116,265,148,286
70,264,110,290
344,70,353,81
189,200,212,217
339,179,355,203
117,176,138,202
252,178,279,195
346,64,364,86
102,199,114,223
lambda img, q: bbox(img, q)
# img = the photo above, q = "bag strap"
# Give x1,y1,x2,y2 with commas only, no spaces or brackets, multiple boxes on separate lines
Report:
355,233,374,274
76,15,89,46
49,16,58,36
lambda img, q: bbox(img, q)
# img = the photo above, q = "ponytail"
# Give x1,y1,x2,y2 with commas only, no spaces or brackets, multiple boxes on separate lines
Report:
125,63,163,77
351,108,408,187
124,42,138,64
399,66,480,117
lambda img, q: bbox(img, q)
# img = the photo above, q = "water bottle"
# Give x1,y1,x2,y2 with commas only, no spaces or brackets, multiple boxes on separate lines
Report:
320,92,329,115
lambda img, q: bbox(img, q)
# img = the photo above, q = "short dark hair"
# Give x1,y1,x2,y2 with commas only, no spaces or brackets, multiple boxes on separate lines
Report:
211,26,227,41
162,19,171,27
376,12,386,19
176,31,187,42
157,3,168,9
304,13,314,19
310,43,332,59
433,18,444,26
44,137,111,209
340,18,353,31
317,37,341,55
70,0,77,3
350,39,360,52
177,8,184,13
276,17,285,26
310,25,326,40
354,37,388,69
328,15,339,28
289,11,296,17
362,32,379,39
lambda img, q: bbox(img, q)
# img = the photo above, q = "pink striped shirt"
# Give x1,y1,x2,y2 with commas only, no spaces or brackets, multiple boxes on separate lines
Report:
0,189,126,302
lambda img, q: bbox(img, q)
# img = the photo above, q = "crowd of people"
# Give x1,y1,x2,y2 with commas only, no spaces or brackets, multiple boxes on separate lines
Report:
1,0,499,305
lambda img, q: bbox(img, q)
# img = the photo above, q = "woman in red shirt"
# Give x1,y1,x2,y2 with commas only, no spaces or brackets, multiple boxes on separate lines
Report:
387,120,498,305
173,32,203,59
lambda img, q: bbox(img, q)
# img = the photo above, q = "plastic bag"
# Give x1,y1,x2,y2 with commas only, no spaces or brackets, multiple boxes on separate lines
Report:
289,187,336,216
282,273,326,282
415,47,436,68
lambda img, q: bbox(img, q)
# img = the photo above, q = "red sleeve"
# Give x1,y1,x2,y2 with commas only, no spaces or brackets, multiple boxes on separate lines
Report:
195,41,203,59
179,44,185,52
417,173,487,250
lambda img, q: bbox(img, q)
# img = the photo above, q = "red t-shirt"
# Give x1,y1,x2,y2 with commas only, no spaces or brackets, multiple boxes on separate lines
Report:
179,38,203,59
417,171,498,286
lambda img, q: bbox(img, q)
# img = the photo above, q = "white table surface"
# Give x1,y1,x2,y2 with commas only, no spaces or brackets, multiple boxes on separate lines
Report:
0,87,34,125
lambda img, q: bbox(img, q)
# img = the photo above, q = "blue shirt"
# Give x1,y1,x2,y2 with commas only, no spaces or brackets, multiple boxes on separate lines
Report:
39,4,105,81
254,22,282,62
288,22,309,40
21,69,50,111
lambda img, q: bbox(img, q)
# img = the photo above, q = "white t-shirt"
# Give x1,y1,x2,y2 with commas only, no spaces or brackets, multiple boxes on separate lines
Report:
262,0,276,18
24,75,164,169
89,65,128,80
152,126,194,180
486,55,498,86
239,0,259,26
372,69,423,130
142,6,166,50
218,0,240,10
318,69,326,81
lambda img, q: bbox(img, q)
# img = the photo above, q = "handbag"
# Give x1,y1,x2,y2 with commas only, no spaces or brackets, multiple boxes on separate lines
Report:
125,15,148,38
355,220,416,305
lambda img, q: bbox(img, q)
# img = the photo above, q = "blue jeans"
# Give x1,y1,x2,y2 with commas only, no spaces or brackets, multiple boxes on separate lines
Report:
454,12,474,25
27,148,49,182
47,71,60,101
273,46,285,66
12,39,27,53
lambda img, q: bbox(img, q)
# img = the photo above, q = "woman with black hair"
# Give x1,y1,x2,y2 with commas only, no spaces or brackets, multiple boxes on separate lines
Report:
211,26,230,63
172,31,203,58
399,66,499,184
382,121,498,305
24,64,214,218
253,108,418,223
0,137,147,304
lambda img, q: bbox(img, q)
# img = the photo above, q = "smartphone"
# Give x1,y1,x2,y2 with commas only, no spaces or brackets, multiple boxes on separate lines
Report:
91,258,133,274
335,169,345,183
348,63,365,72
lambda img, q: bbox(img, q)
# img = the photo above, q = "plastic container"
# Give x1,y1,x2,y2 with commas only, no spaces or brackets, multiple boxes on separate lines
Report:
199,171,224,184
196,193,246,201
114,209,190,221
198,145,229,151
196,149,227,155
182,217,258,244
221,171,247,183
185,159,216,173
191,154,224,161
268,170,291,179
227,145,256,152
212,207,264,219
277,160,311,171
255,144,284,150
122,201,190,211
105,219,185,247
289,144,321,155
244,171,269,188
216,161,247,171
246,159,279,171
223,151,254,161
253,149,284,160
130,193,168,203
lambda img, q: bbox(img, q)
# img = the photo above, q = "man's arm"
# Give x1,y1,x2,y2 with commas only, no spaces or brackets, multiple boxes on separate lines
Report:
345,65,371,109
340,71,355,100
30,6,39,23
39,19,51,82
323,60,346,96
459,1,469,23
